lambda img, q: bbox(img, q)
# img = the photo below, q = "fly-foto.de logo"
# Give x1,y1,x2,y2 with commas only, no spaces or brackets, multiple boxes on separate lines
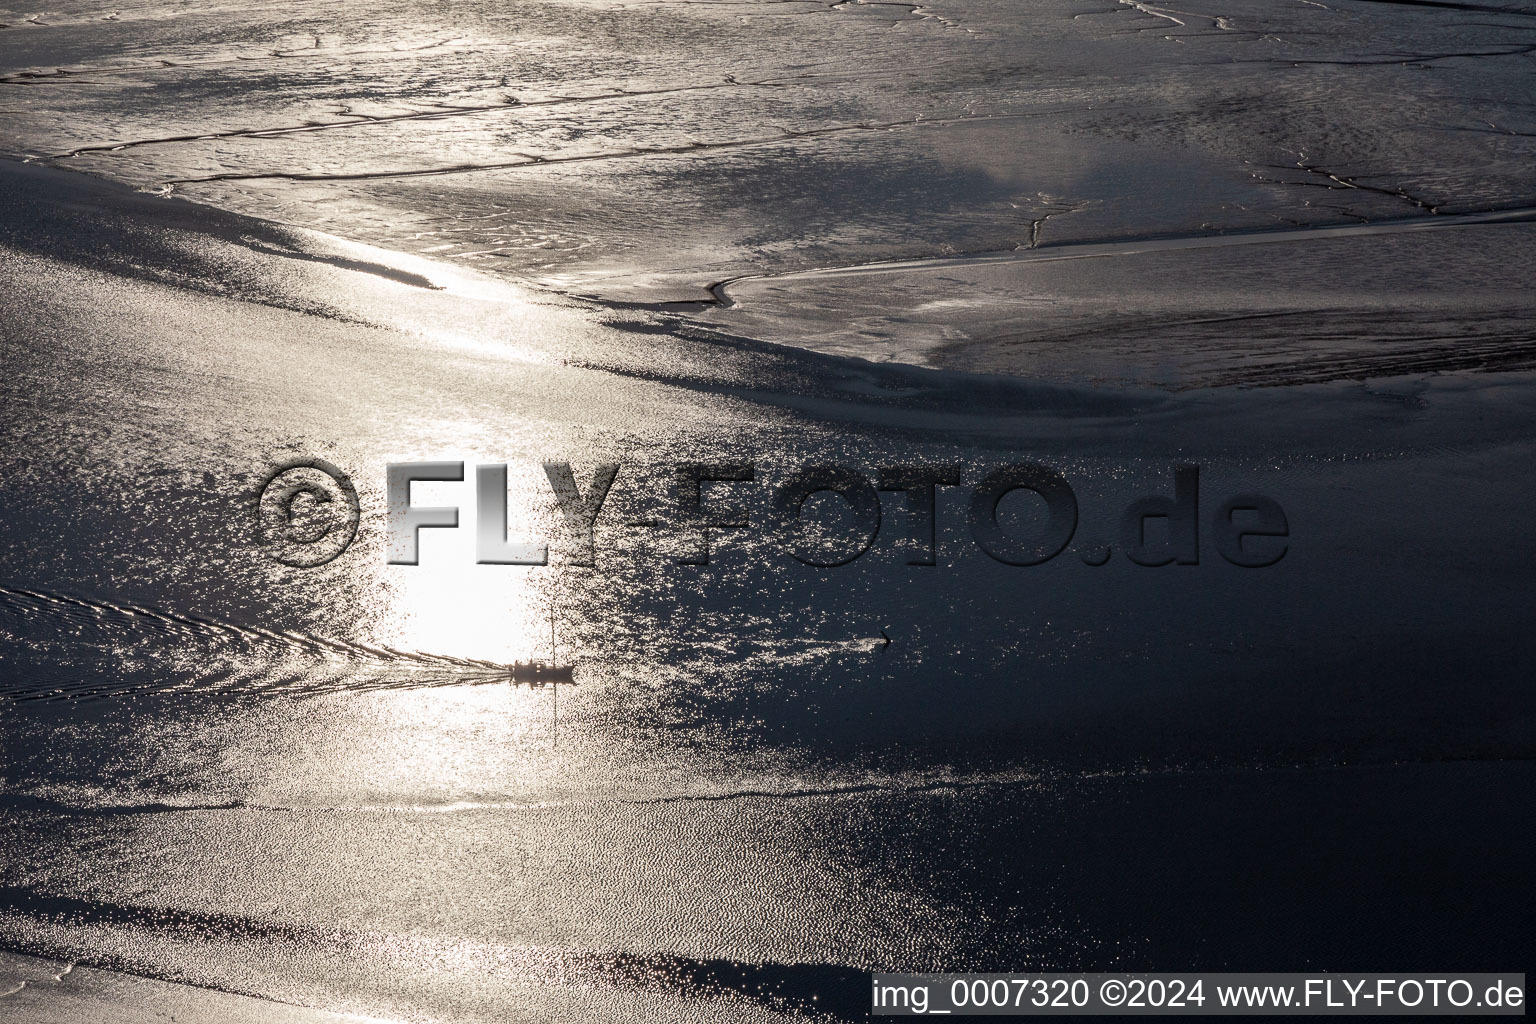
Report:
255,460,1289,570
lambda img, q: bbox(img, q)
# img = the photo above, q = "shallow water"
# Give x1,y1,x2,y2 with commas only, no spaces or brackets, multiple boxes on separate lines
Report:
2,1,1535,1019
2,160,1533,1020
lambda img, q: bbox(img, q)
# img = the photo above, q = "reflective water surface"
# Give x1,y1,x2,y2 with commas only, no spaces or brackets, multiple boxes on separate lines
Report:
2,0,1534,1019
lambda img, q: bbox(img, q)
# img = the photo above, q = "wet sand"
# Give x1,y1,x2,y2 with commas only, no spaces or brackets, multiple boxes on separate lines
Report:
2,155,1533,1022
2,0,1535,1019
0,951,385,1024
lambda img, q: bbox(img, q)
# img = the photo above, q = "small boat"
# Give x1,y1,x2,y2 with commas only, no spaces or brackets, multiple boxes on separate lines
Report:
508,659,574,685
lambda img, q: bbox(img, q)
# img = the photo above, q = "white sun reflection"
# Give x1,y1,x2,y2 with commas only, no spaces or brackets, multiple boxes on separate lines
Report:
370,459,566,666
241,456,586,809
